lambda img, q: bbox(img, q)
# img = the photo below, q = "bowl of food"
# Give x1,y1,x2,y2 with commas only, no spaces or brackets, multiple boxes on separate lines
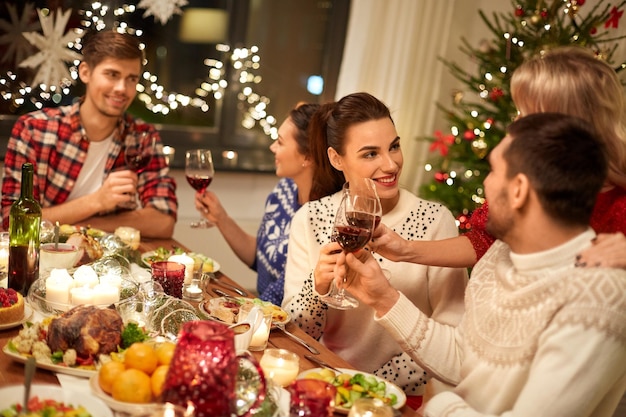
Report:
0,384,113,417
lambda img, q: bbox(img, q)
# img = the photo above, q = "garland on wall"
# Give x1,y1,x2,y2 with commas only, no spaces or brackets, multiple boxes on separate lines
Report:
0,1,278,138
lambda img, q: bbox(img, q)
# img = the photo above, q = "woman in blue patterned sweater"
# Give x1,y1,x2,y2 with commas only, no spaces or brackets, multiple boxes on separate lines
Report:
194,103,343,304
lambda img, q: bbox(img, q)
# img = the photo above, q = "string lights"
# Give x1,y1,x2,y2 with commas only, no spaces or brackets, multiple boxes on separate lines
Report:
0,1,276,135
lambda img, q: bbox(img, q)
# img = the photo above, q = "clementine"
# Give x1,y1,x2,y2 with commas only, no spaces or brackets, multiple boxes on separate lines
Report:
111,368,153,403
124,342,158,375
98,361,126,394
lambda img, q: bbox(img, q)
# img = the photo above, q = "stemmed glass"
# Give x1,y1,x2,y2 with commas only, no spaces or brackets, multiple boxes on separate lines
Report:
320,178,380,309
119,130,156,209
185,149,215,228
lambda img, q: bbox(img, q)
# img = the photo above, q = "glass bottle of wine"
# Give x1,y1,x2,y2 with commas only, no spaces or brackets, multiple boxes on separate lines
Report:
8,163,42,295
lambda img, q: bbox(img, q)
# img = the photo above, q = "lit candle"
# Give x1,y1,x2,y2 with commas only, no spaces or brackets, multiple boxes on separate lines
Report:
0,247,8,270
249,313,272,350
260,349,300,387
99,273,122,290
168,254,195,285
46,269,74,308
73,265,99,288
70,286,96,305
92,283,120,305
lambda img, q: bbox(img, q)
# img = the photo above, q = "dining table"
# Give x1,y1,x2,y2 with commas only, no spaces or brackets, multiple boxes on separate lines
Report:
0,236,417,417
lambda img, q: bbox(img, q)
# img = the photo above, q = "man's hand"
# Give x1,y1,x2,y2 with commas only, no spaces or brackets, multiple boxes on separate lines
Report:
342,250,399,316
96,170,138,213
576,232,626,269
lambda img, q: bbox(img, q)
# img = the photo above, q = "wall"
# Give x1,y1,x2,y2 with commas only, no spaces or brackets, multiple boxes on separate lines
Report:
170,170,277,293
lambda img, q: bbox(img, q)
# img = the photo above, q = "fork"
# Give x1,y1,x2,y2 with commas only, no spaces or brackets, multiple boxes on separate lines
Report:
274,322,320,355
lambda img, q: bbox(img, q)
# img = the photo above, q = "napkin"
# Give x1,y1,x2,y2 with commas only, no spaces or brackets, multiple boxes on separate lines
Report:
56,373,91,394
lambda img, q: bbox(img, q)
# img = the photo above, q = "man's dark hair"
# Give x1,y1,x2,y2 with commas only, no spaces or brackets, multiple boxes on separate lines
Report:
505,112,608,226
81,30,144,69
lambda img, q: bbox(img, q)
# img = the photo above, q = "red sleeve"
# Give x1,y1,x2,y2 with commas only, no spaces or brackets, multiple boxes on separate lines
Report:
464,202,496,261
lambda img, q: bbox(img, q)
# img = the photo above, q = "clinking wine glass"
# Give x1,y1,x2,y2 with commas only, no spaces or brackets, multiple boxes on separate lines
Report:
186,149,215,228
320,178,380,309
119,130,156,209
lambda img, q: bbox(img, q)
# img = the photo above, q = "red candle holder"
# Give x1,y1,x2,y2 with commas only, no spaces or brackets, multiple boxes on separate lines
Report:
151,261,185,298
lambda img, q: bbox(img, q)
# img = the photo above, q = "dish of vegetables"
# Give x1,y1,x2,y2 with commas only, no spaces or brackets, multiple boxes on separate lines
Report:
298,367,406,413
0,385,112,417
141,247,219,273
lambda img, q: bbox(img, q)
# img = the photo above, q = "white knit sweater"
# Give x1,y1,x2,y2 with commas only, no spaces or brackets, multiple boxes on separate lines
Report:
378,229,626,417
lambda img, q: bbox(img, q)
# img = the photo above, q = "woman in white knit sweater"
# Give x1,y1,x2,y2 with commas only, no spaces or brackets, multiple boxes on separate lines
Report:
282,92,468,396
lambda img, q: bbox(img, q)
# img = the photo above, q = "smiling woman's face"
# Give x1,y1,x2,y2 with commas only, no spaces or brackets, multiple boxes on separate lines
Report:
328,118,402,203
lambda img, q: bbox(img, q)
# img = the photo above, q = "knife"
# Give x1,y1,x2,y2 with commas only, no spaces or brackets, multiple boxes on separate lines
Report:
304,354,343,374
207,273,248,297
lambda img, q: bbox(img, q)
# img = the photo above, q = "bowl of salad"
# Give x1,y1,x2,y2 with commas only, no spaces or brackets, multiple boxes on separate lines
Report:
0,384,113,417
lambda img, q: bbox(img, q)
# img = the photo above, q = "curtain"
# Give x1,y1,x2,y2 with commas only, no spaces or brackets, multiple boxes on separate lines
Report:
335,0,455,193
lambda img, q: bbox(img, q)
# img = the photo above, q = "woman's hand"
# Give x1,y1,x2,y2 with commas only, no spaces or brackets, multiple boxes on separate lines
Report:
576,232,626,269
195,190,227,225
313,242,344,295
368,224,408,261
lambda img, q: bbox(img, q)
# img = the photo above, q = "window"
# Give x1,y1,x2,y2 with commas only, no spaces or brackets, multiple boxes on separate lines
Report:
0,0,349,170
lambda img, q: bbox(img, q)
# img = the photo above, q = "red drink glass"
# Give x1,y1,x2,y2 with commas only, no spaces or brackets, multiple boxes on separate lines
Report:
151,261,185,298
161,320,266,417
288,378,336,417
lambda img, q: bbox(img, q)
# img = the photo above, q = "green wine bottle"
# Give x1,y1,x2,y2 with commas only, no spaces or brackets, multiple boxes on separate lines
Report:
8,162,42,295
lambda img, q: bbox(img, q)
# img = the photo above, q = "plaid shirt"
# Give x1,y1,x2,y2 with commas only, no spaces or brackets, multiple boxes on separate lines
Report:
1,101,178,229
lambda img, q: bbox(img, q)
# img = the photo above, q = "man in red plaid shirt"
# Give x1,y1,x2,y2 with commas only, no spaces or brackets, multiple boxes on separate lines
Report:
1,30,177,238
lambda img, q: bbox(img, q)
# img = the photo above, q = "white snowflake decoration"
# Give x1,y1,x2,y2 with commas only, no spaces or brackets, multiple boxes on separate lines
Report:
19,8,84,89
0,3,41,65
137,0,188,25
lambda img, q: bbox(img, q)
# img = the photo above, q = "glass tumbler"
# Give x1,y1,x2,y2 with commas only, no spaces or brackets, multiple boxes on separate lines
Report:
151,261,185,298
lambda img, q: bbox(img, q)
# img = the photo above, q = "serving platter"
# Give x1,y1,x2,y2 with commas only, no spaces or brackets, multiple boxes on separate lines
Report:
141,250,220,273
0,304,33,330
2,343,97,377
297,367,406,414
199,296,290,328
0,384,113,417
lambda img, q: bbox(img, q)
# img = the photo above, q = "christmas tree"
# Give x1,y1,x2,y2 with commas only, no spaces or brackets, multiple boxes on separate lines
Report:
419,0,626,230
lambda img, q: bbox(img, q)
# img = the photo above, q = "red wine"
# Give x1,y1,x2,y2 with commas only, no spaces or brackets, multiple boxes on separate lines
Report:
125,152,151,173
334,225,371,252
186,175,213,191
346,211,376,229
8,245,38,295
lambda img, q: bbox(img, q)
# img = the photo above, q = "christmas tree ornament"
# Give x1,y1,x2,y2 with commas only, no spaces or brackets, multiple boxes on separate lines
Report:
138,0,189,25
471,139,488,159
0,3,41,65
19,8,84,90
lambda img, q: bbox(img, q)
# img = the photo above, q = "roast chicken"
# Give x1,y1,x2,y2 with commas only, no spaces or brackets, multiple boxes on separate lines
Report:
47,305,123,358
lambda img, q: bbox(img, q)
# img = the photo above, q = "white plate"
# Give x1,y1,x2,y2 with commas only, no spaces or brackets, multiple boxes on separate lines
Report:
0,304,33,330
141,250,220,273
2,344,97,378
298,367,406,414
0,384,113,417
89,374,161,414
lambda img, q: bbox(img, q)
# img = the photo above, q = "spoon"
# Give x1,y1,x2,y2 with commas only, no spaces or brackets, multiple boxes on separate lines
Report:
22,357,36,414
53,221,60,250
229,322,251,334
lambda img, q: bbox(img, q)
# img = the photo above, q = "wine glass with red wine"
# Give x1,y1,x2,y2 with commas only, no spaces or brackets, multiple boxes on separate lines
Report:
185,149,215,228
320,178,380,309
119,131,156,209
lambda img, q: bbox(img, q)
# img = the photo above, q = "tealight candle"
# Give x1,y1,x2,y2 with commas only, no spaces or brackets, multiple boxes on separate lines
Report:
92,283,120,305
260,348,300,387
73,265,99,288
99,273,123,290
46,270,74,308
70,286,96,305
168,253,195,285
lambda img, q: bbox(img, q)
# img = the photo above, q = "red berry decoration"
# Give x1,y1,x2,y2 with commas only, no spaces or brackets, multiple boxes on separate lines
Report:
0,288,18,307
515,6,524,17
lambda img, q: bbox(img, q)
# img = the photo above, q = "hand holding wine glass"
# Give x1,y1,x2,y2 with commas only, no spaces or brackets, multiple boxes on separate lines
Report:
119,130,156,209
186,149,215,229
320,178,380,309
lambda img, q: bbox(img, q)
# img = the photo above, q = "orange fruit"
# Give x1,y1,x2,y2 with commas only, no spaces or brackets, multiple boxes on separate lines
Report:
151,365,170,398
124,342,158,375
155,342,176,366
111,369,153,403
98,361,126,394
